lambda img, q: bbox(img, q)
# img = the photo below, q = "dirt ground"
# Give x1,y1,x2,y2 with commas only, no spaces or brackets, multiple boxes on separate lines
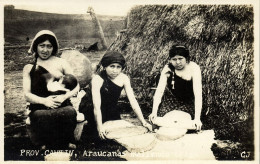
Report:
4,71,26,114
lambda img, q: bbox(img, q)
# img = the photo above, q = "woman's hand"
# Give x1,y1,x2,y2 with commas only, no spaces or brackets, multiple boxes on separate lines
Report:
148,112,157,123
53,95,66,104
97,125,107,140
142,122,153,131
193,119,202,131
163,65,172,74
43,96,62,109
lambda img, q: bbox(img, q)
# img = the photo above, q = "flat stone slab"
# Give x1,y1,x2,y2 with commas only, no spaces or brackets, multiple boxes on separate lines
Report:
102,120,157,153
116,133,157,153
103,120,135,131
156,127,187,141
121,130,216,160
105,126,149,139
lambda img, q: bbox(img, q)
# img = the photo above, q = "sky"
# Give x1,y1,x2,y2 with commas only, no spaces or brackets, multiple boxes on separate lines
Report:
1,0,177,16
1,0,257,16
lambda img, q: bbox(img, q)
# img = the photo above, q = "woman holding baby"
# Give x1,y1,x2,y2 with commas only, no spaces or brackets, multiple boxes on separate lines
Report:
23,30,79,149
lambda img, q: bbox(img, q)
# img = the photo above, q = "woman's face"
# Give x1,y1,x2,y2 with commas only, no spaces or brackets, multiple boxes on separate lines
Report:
37,40,53,60
105,63,122,79
169,55,187,70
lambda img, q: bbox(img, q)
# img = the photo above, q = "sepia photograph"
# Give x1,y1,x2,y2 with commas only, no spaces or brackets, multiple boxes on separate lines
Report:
1,0,259,162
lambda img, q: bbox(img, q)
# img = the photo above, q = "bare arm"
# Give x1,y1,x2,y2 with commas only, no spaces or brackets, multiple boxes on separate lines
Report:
123,75,147,125
23,64,44,104
151,65,169,115
23,64,61,108
91,75,106,139
192,63,203,130
192,64,202,120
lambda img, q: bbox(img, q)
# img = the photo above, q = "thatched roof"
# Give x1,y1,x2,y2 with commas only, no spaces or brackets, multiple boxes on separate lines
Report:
109,5,254,144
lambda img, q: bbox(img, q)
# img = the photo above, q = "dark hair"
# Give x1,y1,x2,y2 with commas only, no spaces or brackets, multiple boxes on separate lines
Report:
62,74,78,90
100,51,126,68
32,34,58,56
169,45,190,62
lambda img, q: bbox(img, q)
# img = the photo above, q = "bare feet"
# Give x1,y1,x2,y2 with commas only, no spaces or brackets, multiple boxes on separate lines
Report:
68,143,76,149
40,145,46,151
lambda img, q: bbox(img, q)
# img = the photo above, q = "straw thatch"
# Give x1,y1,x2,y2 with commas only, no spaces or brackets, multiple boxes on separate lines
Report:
109,5,254,147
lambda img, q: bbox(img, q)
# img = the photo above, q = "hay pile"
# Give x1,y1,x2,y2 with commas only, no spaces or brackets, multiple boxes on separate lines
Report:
109,4,254,155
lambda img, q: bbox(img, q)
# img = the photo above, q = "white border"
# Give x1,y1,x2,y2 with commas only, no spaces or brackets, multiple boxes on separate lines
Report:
1,0,259,163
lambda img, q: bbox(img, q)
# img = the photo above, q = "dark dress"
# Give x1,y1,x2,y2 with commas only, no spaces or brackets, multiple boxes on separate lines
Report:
79,71,123,137
158,66,195,119
28,65,77,146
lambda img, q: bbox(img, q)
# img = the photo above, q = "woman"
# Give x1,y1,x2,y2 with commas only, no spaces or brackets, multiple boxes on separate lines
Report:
23,30,80,149
148,45,202,131
79,51,152,140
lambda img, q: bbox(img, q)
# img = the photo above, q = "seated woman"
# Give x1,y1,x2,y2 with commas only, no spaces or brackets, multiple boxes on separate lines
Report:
23,30,80,149
79,51,152,140
148,45,203,131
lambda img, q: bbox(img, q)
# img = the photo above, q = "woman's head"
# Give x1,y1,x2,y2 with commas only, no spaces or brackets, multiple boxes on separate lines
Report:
169,45,190,62
33,34,58,57
100,51,126,68
168,45,190,70
99,51,126,79
29,30,58,58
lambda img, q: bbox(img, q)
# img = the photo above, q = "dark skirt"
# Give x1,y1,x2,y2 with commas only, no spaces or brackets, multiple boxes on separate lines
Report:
29,106,77,146
79,87,121,139
158,88,195,119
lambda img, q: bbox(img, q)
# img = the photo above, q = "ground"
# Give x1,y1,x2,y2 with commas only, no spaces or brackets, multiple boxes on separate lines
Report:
4,47,253,161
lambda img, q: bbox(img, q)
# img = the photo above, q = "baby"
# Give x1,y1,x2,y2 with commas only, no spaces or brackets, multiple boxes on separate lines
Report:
47,74,85,122
47,74,78,95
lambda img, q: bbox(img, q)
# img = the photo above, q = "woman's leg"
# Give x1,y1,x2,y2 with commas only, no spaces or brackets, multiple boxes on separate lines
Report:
30,109,54,146
52,106,77,145
30,106,77,146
